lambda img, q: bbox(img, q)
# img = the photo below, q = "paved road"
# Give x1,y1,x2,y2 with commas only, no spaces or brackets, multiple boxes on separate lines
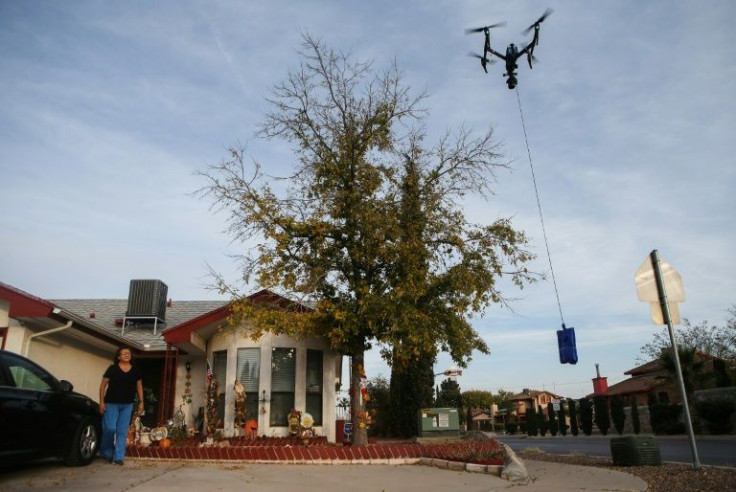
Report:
496,434,736,467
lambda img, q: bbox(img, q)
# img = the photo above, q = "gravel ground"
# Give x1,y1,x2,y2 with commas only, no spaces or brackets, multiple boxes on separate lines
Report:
517,451,736,492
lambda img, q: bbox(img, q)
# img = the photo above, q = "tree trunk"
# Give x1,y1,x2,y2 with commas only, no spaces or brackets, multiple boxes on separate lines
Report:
350,351,368,446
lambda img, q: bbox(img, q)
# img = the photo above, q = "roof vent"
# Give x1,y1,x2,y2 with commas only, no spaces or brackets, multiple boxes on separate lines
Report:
126,279,168,323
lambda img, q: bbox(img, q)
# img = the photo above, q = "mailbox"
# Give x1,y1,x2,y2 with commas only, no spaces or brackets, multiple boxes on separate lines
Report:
418,408,460,437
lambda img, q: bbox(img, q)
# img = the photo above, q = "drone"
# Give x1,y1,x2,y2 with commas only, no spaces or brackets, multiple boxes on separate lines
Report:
465,9,552,89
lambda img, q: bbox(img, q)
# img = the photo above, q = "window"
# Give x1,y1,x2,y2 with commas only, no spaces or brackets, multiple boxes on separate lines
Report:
236,348,261,421
270,347,295,427
212,350,227,428
305,349,323,426
2,352,54,391
0,327,7,350
658,392,670,404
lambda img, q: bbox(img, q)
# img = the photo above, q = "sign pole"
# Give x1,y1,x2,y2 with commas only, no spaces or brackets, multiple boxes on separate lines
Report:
650,249,701,470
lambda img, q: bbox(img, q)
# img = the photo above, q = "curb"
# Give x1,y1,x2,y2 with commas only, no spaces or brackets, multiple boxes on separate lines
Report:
129,456,504,475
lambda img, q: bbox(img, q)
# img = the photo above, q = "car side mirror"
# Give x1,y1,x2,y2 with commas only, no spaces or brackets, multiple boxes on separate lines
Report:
59,380,74,392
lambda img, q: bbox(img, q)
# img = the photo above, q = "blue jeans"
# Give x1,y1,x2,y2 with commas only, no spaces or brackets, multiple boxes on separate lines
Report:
100,403,133,462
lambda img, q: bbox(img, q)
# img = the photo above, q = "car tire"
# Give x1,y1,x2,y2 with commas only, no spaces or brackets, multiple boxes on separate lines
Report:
64,416,99,466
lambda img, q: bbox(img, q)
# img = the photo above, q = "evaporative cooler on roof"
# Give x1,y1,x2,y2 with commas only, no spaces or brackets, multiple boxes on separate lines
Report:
126,279,168,323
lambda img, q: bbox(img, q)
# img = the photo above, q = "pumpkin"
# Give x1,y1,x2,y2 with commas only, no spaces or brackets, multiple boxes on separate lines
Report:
158,438,172,448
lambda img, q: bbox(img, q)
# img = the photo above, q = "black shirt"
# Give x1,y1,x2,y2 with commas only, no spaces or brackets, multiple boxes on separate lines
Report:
103,364,142,404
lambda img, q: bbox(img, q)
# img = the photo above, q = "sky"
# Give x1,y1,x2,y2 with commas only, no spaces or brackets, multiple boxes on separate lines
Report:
1,1,734,399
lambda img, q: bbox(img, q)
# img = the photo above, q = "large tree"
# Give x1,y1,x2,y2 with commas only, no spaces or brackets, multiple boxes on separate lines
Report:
197,34,534,445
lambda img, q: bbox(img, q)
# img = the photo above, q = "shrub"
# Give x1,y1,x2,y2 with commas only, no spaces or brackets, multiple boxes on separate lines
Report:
631,398,641,434
611,395,626,435
568,398,579,436
526,408,538,436
547,402,558,436
579,398,593,436
695,399,736,435
538,405,548,436
593,395,610,436
558,401,568,436
650,403,685,434
713,359,733,388
505,422,518,435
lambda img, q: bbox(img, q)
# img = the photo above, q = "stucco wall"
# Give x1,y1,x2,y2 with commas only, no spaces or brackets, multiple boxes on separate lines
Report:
27,333,113,401
176,328,339,442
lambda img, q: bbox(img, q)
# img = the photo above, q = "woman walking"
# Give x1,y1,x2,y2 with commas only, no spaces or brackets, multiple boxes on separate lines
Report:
99,347,144,465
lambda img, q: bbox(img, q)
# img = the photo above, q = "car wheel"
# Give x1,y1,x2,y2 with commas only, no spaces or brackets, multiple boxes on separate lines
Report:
64,416,99,466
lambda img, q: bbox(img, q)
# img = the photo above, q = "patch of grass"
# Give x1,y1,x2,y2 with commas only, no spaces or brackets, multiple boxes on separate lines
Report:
520,447,546,454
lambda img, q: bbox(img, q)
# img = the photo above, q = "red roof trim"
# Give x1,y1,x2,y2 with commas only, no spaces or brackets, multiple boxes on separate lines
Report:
0,281,55,318
162,289,311,344
162,304,232,343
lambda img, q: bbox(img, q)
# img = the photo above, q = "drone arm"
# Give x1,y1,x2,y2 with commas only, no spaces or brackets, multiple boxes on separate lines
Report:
487,48,506,61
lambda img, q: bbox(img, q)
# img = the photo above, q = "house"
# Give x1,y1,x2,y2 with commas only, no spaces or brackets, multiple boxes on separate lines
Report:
589,353,730,406
470,405,506,431
0,279,342,442
592,359,676,405
508,388,563,422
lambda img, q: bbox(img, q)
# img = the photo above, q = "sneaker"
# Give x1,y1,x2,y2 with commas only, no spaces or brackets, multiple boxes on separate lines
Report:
112,460,124,466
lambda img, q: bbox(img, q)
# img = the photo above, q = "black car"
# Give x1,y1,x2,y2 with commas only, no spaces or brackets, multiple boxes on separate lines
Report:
0,349,101,466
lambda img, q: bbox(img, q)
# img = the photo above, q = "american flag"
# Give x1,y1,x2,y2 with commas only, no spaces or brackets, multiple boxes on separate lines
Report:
206,360,213,384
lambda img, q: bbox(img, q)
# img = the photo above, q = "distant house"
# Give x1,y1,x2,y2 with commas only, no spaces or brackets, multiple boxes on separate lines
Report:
508,388,564,422
0,280,342,442
592,359,675,405
589,353,729,406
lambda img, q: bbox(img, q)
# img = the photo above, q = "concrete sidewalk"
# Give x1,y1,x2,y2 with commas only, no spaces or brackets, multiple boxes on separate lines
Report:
0,458,647,492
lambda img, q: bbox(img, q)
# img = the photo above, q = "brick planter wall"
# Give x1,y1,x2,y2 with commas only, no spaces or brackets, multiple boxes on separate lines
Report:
127,439,503,465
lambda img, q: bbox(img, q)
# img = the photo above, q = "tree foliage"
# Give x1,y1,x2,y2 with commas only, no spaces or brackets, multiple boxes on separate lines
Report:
435,378,462,409
537,405,547,436
526,408,538,436
659,347,711,401
611,394,626,435
462,390,495,411
558,400,568,436
493,389,514,413
547,402,558,436
594,395,610,436
567,398,579,436
639,305,736,363
579,398,593,436
196,33,534,445
390,353,434,437
365,375,391,436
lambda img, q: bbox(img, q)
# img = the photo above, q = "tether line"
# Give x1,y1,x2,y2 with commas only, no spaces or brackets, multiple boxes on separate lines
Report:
515,86,565,326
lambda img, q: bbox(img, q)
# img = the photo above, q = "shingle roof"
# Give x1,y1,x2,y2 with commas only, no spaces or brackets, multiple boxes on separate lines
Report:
50,299,228,351
604,374,665,396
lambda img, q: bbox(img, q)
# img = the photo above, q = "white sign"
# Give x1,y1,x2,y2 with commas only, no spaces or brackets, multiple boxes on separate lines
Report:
438,413,450,428
635,254,685,324
552,400,560,412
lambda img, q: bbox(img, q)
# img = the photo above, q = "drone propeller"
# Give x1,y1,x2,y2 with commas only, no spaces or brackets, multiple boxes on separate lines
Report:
464,22,506,34
468,51,495,73
522,8,553,34
468,52,496,63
